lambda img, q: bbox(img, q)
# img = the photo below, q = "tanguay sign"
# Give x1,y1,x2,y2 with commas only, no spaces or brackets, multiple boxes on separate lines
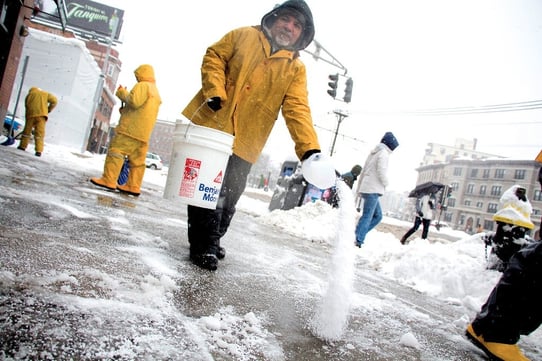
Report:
36,0,124,40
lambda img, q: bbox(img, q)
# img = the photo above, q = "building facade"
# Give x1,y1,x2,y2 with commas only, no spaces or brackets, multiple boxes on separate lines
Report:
1,0,123,153
148,119,176,165
416,158,541,235
422,138,504,166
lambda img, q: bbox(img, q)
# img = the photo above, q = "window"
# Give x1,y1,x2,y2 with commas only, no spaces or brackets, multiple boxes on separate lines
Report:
107,63,115,77
479,185,486,195
490,185,502,197
470,168,478,178
0,1,8,32
476,201,483,208
494,169,505,179
448,198,456,207
534,190,542,202
466,184,475,194
453,167,463,176
483,220,494,231
487,203,498,213
483,169,490,178
514,169,526,180
464,200,472,206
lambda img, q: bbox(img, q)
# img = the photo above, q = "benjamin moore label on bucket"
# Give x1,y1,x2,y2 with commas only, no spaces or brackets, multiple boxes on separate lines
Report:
179,158,201,198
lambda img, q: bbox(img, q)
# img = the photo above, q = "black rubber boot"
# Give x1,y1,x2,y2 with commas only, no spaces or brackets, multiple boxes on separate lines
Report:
190,253,218,271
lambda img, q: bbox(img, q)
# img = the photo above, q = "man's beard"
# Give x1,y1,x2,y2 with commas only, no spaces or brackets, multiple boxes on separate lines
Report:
274,31,294,48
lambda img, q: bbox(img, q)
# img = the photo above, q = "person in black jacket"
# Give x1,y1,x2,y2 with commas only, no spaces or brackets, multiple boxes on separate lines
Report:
466,240,541,361
466,184,539,361
341,164,362,189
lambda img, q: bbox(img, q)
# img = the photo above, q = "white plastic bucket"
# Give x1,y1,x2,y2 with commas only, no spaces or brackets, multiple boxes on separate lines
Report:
164,121,234,209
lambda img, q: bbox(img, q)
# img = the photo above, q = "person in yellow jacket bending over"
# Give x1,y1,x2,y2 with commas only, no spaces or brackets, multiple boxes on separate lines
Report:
182,0,324,271
18,87,58,157
91,64,161,197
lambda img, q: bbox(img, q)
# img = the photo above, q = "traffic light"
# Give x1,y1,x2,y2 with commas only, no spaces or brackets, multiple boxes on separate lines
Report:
440,185,453,209
343,77,353,103
327,74,339,98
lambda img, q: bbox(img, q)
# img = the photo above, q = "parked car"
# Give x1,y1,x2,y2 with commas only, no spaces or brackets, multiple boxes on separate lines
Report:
3,114,25,138
145,152,163,170
1,115,25,145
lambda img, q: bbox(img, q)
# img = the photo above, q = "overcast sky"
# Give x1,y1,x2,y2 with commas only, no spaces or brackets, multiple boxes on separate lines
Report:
98,0,542,192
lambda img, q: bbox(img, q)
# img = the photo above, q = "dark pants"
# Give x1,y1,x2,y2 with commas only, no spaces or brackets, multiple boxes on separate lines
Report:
187,154,252,256
402,216,430,241
472,241,542,343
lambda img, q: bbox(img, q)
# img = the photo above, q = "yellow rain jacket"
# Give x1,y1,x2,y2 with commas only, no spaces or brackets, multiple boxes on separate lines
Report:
25,87,57,120
182,26,320,164
115,64,162,143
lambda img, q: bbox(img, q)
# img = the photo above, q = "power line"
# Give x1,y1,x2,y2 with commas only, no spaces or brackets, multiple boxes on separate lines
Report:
313,124,366,144
364,100,542,116
407,100,542,115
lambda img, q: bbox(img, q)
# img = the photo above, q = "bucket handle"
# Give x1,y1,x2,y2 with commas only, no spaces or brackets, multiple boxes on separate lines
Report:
184,101,208,138
184,99,225,137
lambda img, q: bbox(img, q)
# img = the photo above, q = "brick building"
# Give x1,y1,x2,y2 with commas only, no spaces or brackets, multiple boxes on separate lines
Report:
0,0,56,122
1,0,123,153
148,119,176,165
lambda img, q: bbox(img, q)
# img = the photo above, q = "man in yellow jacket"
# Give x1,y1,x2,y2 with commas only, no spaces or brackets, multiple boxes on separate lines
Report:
18,87,57,156
182,0,322,270
91,64,161,196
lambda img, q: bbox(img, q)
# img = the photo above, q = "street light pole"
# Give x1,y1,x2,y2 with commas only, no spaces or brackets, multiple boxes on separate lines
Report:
81,15,118,154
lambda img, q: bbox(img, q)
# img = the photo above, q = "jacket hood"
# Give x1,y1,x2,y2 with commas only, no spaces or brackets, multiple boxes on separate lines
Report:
261,0,315,51
134,64,156,83
492,185,534,229
351,164,362,176
381,131,399,151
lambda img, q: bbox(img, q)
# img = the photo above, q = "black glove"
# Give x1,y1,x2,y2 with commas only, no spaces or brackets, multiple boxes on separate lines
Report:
417,211,423,218
207,97,222,112
301,149,321,161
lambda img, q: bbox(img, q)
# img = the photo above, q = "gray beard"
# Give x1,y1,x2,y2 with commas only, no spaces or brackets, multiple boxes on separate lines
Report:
263,26,296,53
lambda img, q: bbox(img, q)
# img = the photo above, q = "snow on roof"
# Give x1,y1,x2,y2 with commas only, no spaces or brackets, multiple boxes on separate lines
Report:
28,28,101,75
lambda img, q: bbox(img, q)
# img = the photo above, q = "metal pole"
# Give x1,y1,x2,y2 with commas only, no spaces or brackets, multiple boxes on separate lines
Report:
81,16,118,154
329,110,348,156
8,56,30,136
330,115,342,156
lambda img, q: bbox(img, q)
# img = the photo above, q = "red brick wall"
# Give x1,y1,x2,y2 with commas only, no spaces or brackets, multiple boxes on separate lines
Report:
0,1,34,120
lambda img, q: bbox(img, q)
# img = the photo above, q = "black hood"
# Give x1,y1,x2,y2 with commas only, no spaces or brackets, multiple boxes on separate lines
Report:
261,0,315,51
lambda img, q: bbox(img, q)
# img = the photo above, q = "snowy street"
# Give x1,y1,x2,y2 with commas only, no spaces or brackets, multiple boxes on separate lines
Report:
1,144,541,360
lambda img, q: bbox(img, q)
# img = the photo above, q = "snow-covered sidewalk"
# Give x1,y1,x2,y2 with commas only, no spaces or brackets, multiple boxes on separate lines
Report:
1,144,540,360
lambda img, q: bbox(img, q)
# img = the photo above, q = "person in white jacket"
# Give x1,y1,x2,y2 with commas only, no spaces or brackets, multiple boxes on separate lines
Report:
355,132,399,247
400,193,435,244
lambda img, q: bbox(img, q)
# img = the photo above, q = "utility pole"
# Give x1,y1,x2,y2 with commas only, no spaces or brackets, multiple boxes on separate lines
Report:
330,109,349,156
81,14,119,154
7,56,29,137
